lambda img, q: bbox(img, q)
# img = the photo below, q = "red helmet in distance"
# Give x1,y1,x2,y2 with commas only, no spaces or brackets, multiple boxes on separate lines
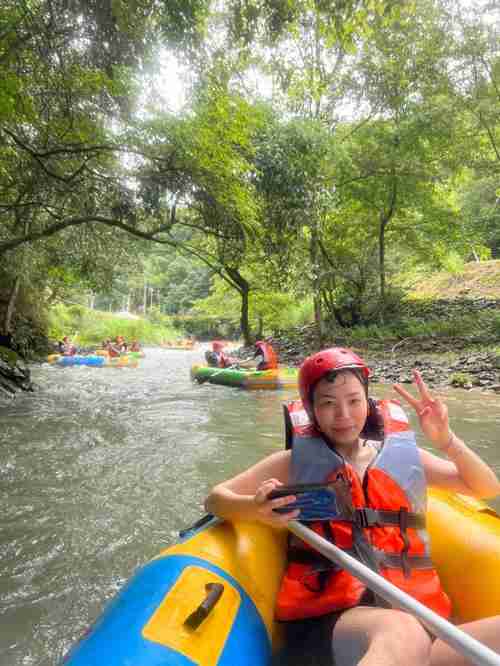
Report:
212,340,225,352
299,347,371,420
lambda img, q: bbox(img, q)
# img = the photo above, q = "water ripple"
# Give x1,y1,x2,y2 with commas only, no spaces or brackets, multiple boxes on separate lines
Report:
1,349,500,664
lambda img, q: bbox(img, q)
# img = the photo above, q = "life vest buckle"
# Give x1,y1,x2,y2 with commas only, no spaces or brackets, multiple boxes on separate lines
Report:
354,508,379,528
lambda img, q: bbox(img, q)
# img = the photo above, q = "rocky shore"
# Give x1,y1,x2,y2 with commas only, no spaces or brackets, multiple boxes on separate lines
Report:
0,346,34,397
232,295,500,394
261,327,500,393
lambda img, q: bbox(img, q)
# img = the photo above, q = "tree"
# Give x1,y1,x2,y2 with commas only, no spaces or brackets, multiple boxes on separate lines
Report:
134,88,265,343
253,116,337,344
0,0,210,337
0,0,213,258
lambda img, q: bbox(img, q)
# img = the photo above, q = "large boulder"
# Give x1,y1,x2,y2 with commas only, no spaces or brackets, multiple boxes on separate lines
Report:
0,346,34,396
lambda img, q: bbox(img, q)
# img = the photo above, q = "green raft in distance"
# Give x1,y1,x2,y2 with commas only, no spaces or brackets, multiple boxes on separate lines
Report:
191,364,298,390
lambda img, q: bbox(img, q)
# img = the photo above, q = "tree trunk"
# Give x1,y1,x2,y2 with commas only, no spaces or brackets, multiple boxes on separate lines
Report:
3,276,20,335
378,217,387,306
241,286,250,345
378,176,398,315
257,314,264,339
310,216,324,348
226,268,252,346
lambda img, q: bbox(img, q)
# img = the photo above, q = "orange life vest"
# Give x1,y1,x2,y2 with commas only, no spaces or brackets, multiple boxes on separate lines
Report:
275,399,452,622
255,341,278,370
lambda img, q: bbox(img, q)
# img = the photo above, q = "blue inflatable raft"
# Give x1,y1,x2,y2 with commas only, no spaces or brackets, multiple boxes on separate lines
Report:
57,355,105,367
62,491,500,665
62,516,285,665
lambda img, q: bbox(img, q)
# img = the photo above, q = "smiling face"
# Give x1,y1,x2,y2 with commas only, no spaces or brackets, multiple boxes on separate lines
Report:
312,370,369,450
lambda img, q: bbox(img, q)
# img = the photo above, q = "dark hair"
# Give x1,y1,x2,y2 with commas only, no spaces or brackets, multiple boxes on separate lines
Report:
311,368,384,441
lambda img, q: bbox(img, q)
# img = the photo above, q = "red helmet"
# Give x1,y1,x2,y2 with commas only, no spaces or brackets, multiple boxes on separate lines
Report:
212,340,225,352
299,347,371,419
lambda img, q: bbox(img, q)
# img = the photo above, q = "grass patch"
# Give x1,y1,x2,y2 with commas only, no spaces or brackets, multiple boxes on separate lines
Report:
48,304,179,346
450,372,473,388
335,310,500,349
408,259,500,299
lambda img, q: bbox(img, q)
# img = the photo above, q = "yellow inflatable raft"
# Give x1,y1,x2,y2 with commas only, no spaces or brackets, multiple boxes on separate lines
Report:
63,489,500,664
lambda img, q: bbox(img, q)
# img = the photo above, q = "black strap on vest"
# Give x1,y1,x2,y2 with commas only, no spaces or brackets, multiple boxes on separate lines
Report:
283,404,294,450
288,546,434,572
352,507,425,530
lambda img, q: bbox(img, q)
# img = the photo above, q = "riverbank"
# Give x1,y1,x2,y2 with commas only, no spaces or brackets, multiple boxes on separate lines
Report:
247,295,500,393
48,303,178,348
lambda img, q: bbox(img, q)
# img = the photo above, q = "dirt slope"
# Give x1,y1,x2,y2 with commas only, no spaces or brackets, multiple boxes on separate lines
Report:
409,260,500,299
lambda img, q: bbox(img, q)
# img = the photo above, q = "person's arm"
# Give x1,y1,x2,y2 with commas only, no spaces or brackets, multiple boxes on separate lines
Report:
419,441,500,498
394,370,500,499
237,358,258,369
204,450,300,526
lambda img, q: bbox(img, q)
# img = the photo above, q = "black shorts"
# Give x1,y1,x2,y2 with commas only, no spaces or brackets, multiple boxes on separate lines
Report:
327,590,437,642
272,591,434,665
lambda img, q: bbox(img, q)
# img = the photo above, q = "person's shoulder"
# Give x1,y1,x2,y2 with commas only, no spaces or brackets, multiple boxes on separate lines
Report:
263,449,291,469
256,449,290,466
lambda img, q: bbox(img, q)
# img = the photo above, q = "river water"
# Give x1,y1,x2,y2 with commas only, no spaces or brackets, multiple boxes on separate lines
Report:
1,347,500,665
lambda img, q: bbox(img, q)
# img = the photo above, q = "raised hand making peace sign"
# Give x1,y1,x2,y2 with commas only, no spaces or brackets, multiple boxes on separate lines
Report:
393,369,452,451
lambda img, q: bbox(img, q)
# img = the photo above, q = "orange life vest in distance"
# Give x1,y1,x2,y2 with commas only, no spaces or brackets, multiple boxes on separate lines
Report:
206,350,234,368
275,399,452,622
219,352,233,368
255,341,278,370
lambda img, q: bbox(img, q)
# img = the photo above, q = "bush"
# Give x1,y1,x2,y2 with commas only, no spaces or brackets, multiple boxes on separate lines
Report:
450,372,473,388
440,251,466,275
490,313,500,337
172,314,240,339
48,304,179,346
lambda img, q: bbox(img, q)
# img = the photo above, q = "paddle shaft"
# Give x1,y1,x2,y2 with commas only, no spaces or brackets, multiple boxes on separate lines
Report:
288,520,500,666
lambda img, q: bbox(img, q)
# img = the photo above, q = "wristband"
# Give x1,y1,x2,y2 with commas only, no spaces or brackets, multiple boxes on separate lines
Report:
442,432,457,457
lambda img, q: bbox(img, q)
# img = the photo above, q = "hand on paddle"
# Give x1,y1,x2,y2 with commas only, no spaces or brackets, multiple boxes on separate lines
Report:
393,369,452,451
254,478,300,526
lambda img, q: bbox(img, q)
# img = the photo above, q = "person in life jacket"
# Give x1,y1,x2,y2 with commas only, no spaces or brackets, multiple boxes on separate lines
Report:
205,341,235,368
238,340,278,371
106,337,122,358
58,336,76,356
205,347,500,666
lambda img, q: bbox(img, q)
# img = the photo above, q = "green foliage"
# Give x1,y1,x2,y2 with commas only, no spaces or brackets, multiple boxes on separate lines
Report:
191,274,314,335
344,309,500,346
2,0,500,355
439,252,466,276
171,314,239,339
450,372,473,388
491,313,500,338
47,304,177,346
460,175,500,259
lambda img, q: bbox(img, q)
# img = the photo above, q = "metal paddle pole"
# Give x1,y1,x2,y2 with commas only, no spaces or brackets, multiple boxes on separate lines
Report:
288,520,500,666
